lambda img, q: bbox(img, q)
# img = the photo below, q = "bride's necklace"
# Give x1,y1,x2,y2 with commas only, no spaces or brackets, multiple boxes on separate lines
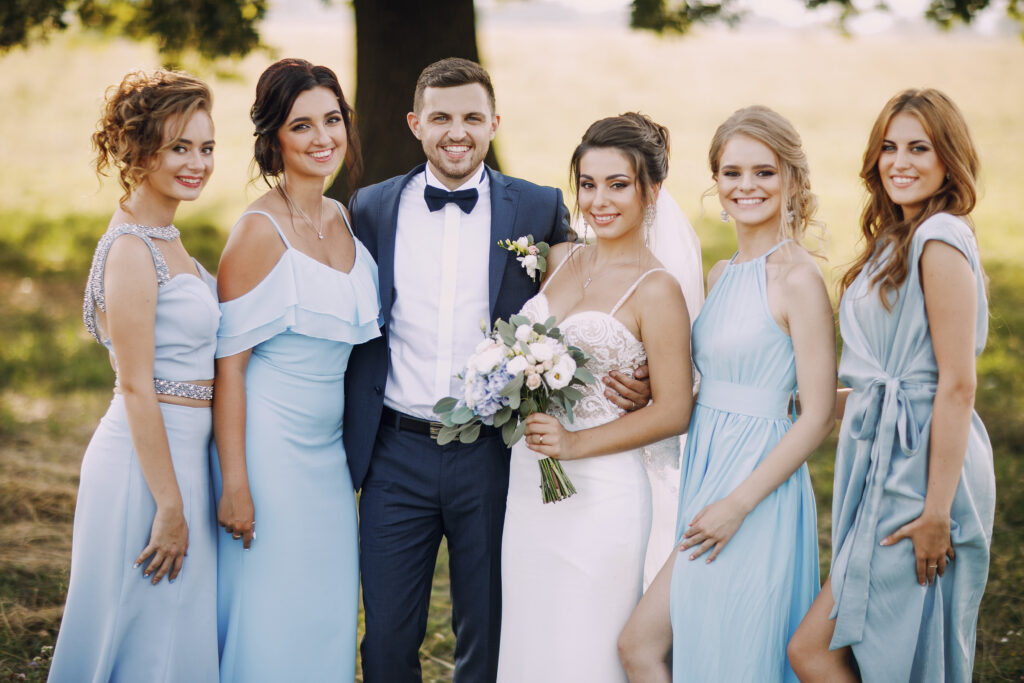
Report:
582,245,595,289
278,184,325,240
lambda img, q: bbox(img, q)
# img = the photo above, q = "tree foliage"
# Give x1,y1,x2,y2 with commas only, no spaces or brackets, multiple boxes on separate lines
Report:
0,0,268,62
632,0,1022,34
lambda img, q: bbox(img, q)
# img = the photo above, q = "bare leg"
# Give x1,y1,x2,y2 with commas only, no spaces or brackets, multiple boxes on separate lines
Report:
787,577,858,682
618,550,675,683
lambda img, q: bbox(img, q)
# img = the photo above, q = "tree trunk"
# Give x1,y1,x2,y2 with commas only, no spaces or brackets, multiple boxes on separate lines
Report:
328,0,500,203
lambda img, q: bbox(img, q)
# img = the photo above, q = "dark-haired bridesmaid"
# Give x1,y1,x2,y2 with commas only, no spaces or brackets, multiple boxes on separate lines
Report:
211,58,380,681
788,88,995,682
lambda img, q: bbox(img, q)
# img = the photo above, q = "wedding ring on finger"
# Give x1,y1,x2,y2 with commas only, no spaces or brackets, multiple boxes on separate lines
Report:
928,564,939,568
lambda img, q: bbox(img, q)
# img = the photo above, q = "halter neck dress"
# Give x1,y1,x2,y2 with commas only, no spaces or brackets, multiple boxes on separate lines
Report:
212,203,381,682
497,245,660,682
50,224,221,682
669,240,819,682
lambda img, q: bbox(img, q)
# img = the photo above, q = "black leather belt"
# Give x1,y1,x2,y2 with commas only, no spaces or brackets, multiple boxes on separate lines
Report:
381,406,443,440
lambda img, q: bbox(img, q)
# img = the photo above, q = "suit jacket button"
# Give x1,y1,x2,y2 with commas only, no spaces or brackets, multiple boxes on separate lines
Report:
374,386,382,395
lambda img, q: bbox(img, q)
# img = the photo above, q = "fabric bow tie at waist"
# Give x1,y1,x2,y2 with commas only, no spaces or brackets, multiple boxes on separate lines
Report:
424,185,479,213
830,374,935,649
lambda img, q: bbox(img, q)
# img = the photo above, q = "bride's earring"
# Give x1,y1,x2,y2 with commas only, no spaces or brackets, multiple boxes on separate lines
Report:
642,203,657,233
720,210,730,223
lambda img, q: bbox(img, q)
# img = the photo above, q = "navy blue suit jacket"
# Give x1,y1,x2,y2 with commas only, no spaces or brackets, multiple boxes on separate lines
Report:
342,164,571,490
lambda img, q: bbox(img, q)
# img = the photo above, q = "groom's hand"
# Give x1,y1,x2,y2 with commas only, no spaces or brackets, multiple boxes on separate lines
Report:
603,364,651,412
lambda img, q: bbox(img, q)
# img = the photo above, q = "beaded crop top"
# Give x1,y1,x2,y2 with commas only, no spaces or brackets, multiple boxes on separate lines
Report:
83,223,221,401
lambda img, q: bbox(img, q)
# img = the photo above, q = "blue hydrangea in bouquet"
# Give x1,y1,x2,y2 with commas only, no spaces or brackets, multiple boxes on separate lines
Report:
433,314,595,503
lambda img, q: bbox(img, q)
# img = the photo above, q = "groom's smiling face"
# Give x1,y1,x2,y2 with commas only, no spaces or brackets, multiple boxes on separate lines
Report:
408,83,500,190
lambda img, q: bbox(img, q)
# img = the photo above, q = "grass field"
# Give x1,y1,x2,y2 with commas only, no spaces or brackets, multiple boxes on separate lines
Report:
1,11,1022,681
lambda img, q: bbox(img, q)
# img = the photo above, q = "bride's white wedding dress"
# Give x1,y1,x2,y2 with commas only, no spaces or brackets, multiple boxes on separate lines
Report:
496,249,659,683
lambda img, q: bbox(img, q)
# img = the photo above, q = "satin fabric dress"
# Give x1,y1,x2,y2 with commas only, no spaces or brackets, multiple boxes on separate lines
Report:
50,224,221,682
497,253,663,683
212,205,381,682
670,241,819,682
829,213,995,682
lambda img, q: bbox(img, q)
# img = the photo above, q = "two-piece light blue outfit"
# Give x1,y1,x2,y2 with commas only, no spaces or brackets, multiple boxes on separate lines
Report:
670,241,819,682
829,213,995,681
212,203,380,682
50,224,221,682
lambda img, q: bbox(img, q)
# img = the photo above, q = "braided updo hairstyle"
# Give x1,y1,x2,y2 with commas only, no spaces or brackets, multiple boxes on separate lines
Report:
93,69,212,204
250,58,362,189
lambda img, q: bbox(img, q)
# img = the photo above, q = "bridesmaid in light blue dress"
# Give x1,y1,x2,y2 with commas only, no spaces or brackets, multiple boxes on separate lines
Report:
50,70,219,682
212,59,379,682
619,106,836,682
789,90,995,682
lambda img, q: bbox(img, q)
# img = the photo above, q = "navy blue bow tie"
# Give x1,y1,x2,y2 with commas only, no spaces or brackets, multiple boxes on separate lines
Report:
424,185,479,214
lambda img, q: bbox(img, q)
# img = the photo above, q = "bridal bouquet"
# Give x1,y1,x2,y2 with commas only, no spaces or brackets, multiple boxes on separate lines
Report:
433,315,595,503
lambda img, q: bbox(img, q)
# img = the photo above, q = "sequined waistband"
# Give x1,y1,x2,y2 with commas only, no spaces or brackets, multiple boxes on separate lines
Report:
154,378,213,401
115,377,213,401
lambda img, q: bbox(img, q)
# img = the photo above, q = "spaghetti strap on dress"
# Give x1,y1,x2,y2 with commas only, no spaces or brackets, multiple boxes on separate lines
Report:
498,264,665,683
212,201,381,682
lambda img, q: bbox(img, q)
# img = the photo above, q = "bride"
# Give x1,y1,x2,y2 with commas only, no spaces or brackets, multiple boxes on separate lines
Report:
496,112,701,682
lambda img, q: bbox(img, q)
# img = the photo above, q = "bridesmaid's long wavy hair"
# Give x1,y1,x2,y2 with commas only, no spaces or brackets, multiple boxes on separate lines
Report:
707,105,823,249
93,69,212,205
840,88,980,309
568,112,670,241
250,58,363,189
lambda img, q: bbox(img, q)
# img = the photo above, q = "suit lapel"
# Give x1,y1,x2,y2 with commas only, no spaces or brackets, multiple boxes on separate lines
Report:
379,164,426,325
488,167,518,316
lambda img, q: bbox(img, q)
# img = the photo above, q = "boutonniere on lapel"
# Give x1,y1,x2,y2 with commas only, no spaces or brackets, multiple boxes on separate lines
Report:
499,235,550,282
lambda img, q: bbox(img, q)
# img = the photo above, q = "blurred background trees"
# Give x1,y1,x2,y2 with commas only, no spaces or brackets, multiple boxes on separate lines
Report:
2,0,1020,197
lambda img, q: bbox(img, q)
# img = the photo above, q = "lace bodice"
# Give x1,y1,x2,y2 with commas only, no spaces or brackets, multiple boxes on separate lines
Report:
518,293,646,430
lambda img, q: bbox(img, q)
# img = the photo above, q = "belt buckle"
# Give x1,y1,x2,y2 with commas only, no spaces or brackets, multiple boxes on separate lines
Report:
429,422,442,440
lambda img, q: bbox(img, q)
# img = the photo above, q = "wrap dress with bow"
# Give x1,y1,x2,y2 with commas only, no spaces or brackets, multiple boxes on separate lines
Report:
829,212,995,681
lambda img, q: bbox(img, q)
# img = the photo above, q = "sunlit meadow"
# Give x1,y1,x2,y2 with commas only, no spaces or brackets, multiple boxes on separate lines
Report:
1,8,1022,680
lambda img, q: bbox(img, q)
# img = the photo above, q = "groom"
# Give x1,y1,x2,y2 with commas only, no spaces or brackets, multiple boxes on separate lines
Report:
343,58,643,682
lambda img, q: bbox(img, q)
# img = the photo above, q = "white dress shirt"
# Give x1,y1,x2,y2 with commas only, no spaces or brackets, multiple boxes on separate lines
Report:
384,164,492,420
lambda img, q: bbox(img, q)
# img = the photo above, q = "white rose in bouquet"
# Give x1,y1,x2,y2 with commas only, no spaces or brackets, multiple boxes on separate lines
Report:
544,355,577,390
514,324,533,342
528,340,555,363
506,355,530,375
471,344,505,374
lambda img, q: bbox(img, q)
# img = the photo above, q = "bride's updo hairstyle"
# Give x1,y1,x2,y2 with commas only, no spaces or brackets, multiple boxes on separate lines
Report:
708,105,821,245
569,112,670,233
93,69,212,204
250,57,362,188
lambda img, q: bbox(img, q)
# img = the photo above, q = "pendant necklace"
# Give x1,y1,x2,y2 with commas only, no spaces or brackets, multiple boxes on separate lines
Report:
582,244,594,289
278,184,325,239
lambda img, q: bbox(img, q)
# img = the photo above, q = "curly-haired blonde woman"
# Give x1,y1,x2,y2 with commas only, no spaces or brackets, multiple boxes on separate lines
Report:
618,105,836,682
49,70,220,682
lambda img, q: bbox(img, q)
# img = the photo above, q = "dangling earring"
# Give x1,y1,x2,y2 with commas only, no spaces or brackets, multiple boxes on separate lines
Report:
643,203,657,232
787,209,796,223
720,210,730,223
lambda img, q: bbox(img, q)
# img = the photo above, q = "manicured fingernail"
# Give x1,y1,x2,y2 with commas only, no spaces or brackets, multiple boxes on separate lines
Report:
133,562,140,569
168,578,175,584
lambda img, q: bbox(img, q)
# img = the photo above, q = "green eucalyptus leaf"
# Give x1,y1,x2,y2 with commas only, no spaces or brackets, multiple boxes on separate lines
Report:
460,423,481,443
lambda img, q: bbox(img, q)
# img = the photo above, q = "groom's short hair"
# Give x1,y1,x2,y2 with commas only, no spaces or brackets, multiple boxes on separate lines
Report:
413,57,496,115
